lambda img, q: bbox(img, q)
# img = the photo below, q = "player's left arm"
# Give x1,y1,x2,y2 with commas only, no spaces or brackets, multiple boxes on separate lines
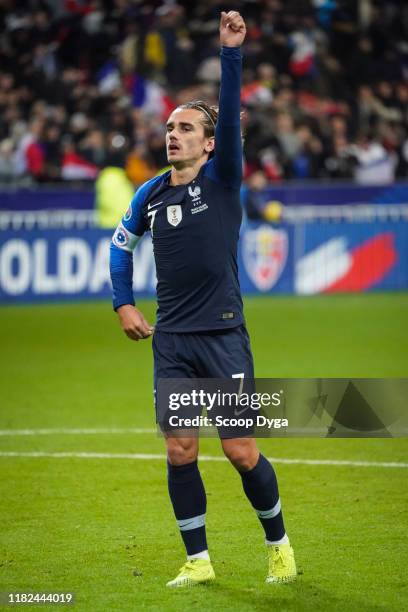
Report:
210,11,246,190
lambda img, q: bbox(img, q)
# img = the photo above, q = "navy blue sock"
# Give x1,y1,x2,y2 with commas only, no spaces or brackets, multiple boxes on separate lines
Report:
167,460,208,556
240,454,286,542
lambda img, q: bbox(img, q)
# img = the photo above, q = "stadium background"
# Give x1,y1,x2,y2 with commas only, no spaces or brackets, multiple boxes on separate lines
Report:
0,1,407,611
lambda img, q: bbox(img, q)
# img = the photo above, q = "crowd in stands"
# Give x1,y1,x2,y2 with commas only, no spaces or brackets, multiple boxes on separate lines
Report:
0,0,407,187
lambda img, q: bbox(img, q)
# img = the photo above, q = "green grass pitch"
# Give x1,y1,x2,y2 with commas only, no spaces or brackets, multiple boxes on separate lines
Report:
0,293,407,611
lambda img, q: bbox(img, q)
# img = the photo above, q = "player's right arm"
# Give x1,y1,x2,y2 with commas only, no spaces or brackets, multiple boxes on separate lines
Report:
109,180,156,341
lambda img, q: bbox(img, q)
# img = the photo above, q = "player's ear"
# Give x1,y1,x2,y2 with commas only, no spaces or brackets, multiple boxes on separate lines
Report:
205,137,215,154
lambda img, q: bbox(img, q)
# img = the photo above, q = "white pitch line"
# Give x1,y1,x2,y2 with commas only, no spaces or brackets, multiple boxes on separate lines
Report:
0,451,407,469
0,428,156,436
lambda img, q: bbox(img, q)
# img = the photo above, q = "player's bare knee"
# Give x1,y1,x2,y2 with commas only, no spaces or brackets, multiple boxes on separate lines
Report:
222,440,259,471
227,451,255,471
223,444,256,471
166,438,198,465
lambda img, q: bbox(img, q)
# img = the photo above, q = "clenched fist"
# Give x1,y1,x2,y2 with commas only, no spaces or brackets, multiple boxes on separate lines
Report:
116,304,154,341
220,11,246,48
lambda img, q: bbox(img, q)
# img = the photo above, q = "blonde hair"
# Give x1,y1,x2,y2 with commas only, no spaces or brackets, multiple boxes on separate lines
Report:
178,100,219,137
176,101,245,159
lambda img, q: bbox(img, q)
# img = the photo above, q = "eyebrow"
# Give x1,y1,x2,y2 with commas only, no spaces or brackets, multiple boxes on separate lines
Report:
166,121,195,128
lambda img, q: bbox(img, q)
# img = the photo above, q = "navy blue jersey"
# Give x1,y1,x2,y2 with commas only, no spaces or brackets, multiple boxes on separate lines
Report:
110,47,244,332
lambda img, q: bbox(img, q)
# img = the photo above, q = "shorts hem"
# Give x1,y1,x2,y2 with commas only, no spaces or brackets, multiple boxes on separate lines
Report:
155,320,244,334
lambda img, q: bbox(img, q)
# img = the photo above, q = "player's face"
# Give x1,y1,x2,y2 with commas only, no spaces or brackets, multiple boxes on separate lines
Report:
166,108,214,166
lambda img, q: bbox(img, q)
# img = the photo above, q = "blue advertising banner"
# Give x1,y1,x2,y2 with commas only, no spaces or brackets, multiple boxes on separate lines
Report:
0,228,157,303
0,228,112,303
295,222,408,295
1,211,407,303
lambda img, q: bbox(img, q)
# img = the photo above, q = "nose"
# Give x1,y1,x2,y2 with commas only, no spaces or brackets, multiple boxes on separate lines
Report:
168,133,179,144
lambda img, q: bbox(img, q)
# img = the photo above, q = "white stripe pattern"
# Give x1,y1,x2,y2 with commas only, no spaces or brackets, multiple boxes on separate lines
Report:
177,514,206,531
0,428,156,436
0,451,406,468
256,499,281,519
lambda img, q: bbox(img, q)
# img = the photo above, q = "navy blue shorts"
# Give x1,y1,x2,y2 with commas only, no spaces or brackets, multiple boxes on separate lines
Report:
152,325,255,437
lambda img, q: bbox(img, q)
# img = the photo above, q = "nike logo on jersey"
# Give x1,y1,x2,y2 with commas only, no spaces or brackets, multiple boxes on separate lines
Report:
148,200,163,210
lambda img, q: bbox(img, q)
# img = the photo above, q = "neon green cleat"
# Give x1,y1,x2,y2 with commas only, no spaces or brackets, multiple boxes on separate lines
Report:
266,543,297,584
166,558,215,588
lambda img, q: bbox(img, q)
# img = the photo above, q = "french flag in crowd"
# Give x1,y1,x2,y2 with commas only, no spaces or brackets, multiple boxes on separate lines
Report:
289,31,316,77
127,74,175,120
61,152,99,180
96,61,175,119
96,60,121,94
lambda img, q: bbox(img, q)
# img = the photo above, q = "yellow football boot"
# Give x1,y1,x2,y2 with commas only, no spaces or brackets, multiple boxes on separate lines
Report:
266,543,297,584
166,558,215,588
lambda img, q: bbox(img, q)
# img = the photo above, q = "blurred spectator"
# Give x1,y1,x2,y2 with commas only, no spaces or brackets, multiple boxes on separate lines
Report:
0,139,17,183
61,137,99,181
15,117,46,180
244,171,270,220
80,129,107,167
348,132,396,185
0,0,407,188
291,123,323,179
324,134,354,179
275,112,300,162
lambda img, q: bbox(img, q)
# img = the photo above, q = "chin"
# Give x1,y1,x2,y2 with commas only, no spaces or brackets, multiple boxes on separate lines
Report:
168,156,186,168
167,152,181,162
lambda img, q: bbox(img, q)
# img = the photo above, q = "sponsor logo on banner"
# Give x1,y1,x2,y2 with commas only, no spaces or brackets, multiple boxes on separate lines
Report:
0,235,157,301
243,225,288,291
0,237,112,296
112,224,129,248
295,233,397,294
167,205,182,227
123,205,132,221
